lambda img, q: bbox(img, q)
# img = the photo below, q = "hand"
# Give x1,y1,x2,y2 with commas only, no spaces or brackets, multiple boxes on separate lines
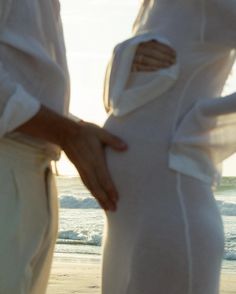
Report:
132,40,176,72
62,121,127,212
15,106,127,212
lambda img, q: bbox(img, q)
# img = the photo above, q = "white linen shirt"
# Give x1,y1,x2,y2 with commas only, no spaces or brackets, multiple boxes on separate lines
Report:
104,0,236,185
0,0,70,159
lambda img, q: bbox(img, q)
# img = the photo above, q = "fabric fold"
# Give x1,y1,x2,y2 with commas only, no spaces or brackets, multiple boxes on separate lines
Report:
169,94,236,185
104,33,179,116
0,85,40,137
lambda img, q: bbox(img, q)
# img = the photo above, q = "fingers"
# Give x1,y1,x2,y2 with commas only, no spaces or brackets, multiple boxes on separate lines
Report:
65,136,120,211
87,135,120,209
132,40,177,72
64,122,127,212
136,47,175,65
132,64,167,72
99,129,128,151
79,121,127,151
137,43,176,62
146,40,176,57
79,166,114,211
133,54,173,72
94,144,119,204
80,149,118,211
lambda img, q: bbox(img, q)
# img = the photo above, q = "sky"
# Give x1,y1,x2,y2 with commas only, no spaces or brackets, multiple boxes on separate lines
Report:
57,0,236,177
60,0,140,124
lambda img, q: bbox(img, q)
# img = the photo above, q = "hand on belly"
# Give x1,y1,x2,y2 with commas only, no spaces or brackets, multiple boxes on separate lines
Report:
132,39,176,72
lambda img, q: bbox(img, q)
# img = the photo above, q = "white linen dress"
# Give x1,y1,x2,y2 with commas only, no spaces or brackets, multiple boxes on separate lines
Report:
102,1,236,293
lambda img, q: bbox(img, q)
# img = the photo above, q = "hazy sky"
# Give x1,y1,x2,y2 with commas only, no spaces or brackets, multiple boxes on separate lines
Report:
60,0,140,124
58,0,236,176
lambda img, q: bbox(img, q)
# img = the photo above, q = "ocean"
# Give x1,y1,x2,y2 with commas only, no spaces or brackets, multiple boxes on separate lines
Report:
55,176,236,273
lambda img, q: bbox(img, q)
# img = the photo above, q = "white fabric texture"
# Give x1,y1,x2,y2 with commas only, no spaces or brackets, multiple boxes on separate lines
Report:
0,2,67,293
0,0,70,158
104,0,236,185
0,138,58,294
104,34,179,116
0,85,40,137
102,0,233,293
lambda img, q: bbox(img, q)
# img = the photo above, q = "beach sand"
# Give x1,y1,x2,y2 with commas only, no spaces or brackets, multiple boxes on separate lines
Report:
221,273,236,294
47,254,101,294
47,254,236,294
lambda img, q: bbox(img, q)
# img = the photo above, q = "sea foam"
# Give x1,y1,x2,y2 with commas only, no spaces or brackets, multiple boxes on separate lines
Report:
60,195,100,209
58,194,236,260
58,229,102,246
217,200,236,216
59,195,236,216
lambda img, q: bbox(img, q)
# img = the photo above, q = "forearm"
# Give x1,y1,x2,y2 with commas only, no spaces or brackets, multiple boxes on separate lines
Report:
15,105,79,148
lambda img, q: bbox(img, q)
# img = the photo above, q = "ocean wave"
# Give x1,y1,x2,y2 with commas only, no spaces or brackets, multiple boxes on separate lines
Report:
57,231,236,261
59,195,236,215
224,251,236,261
217,200,236,216
58,230,102,246
59,195,100,209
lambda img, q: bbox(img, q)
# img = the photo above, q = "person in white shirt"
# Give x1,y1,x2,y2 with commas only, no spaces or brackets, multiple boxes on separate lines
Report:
0,0,176,293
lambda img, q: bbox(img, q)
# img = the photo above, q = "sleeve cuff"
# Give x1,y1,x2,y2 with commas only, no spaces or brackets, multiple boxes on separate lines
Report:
0,85,41,137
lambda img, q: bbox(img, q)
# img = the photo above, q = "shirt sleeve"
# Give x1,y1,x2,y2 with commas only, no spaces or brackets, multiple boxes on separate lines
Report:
169,92,236,185
0,2,41,137
0,60,41,137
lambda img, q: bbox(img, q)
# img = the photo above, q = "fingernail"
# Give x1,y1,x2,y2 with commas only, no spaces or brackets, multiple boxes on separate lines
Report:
119,141,126,146
110,205,117,212
121,142,128,149
108,200,116,211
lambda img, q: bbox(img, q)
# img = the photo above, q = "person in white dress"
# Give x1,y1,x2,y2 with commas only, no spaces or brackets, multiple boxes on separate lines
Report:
102,1,236,293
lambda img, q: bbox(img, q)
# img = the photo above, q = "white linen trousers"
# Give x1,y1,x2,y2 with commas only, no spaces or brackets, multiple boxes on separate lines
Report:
0,138,58,294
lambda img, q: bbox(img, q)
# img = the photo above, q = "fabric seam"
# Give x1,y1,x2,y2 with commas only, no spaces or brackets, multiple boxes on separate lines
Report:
176,173,193,294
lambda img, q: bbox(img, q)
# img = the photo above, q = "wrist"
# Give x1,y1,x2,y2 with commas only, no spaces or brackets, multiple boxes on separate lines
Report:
58,115,82,150
15,105,82,148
